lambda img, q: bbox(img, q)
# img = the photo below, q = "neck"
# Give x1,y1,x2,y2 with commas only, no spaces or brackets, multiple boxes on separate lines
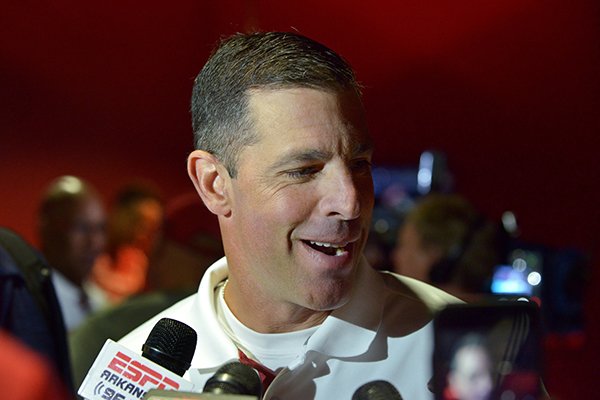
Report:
223,278,329,333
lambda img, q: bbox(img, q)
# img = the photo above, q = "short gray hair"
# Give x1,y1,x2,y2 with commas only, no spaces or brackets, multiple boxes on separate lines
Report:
190,31,361,177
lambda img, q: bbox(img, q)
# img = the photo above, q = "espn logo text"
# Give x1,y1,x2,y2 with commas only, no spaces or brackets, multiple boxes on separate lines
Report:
107,351,180,390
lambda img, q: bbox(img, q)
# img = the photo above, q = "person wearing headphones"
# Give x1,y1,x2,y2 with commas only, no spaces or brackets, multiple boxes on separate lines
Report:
392,194,503,302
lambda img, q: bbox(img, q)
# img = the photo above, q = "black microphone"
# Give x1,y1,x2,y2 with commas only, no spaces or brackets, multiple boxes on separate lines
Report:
203,362,262,398
352,380,403,400
142,361,262,399
142,318,198,376
79,318,197,399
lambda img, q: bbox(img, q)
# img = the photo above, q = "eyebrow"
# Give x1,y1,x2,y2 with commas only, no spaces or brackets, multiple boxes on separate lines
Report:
352,141,374,156
270,149,332,171
270,141,374,171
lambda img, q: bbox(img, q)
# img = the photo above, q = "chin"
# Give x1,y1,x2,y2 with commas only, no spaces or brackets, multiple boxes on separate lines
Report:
322,298,350,312
307,280,353,311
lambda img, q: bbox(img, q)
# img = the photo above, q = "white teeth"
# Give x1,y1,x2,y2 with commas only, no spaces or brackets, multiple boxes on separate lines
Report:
309,241,348,256
310,241,345,249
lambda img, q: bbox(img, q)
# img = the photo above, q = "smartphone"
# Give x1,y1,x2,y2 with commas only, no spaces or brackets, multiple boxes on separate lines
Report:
432,302,542,400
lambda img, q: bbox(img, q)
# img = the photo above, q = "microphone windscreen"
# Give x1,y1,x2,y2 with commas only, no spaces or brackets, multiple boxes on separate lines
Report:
352,380,403,400
203,361,262,397
142,318,197,376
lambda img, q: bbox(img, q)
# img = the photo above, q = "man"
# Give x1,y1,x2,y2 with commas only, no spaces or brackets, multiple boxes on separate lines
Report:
70,192,222,389
119,31,458,399
88,182,164,306
392,194,502,302
39,175,106,331
0,227,74,392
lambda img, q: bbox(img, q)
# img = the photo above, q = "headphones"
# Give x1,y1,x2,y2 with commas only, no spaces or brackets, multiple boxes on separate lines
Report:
428,215,487,284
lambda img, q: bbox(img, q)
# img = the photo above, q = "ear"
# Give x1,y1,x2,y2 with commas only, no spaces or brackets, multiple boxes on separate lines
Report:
187,150,231,216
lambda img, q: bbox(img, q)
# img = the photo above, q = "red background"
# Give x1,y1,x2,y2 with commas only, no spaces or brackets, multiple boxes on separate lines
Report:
1,1,598,398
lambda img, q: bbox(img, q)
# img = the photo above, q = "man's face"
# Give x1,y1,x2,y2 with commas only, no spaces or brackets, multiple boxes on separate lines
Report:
45,197,106,285
392,222,438,281
130,198,163,255
223,87,374,313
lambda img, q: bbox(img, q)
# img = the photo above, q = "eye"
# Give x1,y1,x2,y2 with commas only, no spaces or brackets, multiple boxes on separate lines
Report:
286,165,322,179
351,158,372,174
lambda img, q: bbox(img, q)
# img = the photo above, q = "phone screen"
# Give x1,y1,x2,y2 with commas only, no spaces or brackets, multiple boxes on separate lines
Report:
432,302,542,400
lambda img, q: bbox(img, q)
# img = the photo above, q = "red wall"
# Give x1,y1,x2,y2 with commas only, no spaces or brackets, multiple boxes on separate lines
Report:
2,1,598,398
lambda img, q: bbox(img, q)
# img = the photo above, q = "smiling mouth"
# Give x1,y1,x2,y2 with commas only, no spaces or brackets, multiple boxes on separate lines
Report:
304,240,349,256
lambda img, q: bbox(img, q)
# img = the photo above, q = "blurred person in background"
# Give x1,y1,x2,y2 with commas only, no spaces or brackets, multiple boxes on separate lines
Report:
392,194,503,302
146,191,223,292
1,226,74,394
70,191,223,388
0,329,70,400
38,175,107,331
88,182,164,306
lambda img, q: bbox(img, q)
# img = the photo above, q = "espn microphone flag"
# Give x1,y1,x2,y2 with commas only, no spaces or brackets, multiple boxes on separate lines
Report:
78,339,195,400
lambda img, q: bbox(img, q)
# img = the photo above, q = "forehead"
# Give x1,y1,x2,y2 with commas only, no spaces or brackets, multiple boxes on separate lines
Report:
245,87,370,157
70,197,105,223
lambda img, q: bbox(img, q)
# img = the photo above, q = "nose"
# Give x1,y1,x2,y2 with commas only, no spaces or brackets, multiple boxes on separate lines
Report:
319,164,364,221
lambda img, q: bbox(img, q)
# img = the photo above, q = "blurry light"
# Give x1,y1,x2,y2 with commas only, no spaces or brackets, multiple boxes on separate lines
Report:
58,176,83,194
527,271,542,286
501,211,519,236
374,218,389,234
491,265,532,295
417,169,432,189
517,297,530,302
417,151,433,194
512,258,527,272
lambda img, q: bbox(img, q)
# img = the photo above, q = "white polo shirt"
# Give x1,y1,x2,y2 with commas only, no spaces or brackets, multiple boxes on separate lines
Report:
119,257,459,399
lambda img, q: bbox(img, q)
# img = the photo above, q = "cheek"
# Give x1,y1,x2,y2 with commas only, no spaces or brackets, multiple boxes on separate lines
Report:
231,178,317,257
234,198,291,253
243,187,310,227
